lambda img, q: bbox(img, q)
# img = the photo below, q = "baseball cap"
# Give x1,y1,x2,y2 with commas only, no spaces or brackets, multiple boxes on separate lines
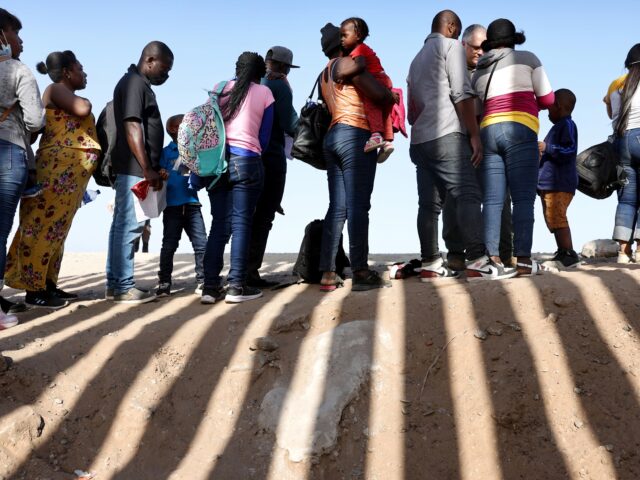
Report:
266,46,299,68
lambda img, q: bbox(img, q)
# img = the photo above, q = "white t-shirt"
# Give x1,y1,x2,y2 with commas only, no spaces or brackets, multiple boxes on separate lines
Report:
606,74,640,130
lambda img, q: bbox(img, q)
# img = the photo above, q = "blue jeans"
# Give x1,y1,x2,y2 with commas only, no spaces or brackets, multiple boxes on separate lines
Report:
319,124,377,272
106,174,146,294
203,154,264,288
410,132,486,261
480,122,539,257
613,128,640,241
158,204,207,284
0,139,28,282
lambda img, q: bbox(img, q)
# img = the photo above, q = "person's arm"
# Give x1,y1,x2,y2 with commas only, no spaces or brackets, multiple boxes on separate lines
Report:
258,104,274,152
124,120,162,190
337,56,367,80
274,83,299,136
454,98,482,167
48,83,92,117
15,65,45,132
531,58,554,110
334,57,395,106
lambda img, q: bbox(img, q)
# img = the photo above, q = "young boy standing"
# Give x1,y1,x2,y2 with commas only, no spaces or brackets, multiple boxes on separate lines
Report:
538,89,580,268
156,114,207,296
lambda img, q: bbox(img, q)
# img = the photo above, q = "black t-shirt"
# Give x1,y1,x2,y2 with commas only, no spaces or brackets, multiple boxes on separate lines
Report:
112,64,164,177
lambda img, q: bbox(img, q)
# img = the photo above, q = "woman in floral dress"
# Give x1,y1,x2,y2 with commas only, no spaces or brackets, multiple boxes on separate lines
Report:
5,50,100,308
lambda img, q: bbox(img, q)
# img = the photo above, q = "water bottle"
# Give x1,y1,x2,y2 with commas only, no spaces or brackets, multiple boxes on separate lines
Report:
81,189,101,206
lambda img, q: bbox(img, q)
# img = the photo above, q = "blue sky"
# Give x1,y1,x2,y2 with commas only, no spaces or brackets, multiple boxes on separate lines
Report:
5,1,636,255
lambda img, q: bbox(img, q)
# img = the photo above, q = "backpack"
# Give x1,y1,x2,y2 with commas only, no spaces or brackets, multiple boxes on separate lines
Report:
177,81,227,188
93,101,117,187
292,219,350,283
576,140,628,199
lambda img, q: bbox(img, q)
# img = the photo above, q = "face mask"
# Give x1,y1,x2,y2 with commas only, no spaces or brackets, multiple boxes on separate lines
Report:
148,72,169,85
0,30,12,59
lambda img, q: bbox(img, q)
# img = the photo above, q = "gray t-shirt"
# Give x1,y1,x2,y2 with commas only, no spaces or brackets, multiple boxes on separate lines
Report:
406,33,475,144
0,59,45,150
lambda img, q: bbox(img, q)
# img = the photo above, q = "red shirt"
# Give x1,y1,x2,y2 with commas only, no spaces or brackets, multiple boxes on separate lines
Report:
349,43,384,74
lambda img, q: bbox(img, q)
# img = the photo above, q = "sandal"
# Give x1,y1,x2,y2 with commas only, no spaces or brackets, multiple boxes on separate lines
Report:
516,260,543,276
319,275,344,292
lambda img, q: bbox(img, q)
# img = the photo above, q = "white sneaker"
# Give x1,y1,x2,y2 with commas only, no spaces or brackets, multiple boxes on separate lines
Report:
0,311,19,330
419,258,461,282
466,256,517,281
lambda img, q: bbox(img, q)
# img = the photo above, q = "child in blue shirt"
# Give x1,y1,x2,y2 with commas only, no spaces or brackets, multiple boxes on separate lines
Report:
156,114,207,295
537,89,580,268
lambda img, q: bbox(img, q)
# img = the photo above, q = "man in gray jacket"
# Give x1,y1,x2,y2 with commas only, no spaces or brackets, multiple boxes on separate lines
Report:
407,10,515,281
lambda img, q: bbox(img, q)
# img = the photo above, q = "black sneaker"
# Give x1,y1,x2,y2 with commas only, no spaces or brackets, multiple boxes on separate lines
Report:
156,282,171,297
46,281,78,300
556,249,581,268
0,296,29,314
352,270,392,291
25,290,69,310
113,287,156,305
201,286,225,305
225,285,263,303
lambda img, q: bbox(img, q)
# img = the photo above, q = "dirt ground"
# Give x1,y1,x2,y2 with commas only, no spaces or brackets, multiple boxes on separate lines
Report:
1,252,639,480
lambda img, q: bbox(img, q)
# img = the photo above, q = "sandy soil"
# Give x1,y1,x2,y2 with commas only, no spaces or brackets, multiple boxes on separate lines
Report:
1,252,639,480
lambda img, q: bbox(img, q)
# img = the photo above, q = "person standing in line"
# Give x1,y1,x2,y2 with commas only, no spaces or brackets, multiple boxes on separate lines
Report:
472,18,555,275
156,114,207,297
0,8,45,328
106,41,173,304
201,52,274,304
6,50,101,309
407,10,516,281
245,46,299,288
441,23,515,271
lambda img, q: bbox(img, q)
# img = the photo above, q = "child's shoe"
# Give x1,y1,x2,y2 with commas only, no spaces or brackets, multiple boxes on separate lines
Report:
377,143,394,163
22,183,43,199
364,133,385,153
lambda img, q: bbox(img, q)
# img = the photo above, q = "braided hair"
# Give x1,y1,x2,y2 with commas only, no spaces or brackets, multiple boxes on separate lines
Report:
340,17,370,42
221,51,266,121
36,50,78,83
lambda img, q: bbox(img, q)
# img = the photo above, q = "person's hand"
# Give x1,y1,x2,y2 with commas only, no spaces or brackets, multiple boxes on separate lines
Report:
538,141,546,155
159,168,169,181
144,168,163,191
391,90,400,104
470,134,483,167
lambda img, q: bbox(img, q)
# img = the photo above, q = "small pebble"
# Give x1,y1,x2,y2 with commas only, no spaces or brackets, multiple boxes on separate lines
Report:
474,329,488,341
604,444,614,452
622,324,632,332
487,326,503,336
546,313,559,323
509,323,522,332
574,419,584,429
574,387,584,395
554,296,575,308
54,398,63,405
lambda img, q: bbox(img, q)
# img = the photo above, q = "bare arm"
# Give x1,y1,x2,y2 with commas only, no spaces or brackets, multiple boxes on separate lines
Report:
454,98,483,167
46,83,92,117
124,120,162,190
333,57,395,106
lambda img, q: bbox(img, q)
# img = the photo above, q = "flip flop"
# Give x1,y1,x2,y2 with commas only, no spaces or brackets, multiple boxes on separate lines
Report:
319,276,344,292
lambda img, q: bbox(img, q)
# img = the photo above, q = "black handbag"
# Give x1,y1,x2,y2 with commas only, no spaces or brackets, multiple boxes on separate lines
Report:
291,72,331,170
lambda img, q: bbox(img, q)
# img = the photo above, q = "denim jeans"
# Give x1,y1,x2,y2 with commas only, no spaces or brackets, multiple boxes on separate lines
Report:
106,174,146,294
409,132,486,262
246,151,286,279
158,204,207,284
480,122,539,257
613,128,640,241
0,139,28,282
319,124,377,272
203,154,264,288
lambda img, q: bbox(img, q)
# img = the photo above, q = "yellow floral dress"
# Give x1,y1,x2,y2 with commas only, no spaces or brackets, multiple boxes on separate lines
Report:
5,108,101,291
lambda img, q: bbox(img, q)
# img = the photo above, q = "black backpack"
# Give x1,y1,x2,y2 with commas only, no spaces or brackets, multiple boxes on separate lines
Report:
292,219,350,283
93,102,117,187
576,140,627,199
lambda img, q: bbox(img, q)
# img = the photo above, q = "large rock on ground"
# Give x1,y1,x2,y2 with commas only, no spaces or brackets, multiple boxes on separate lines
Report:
259,320,378,463
581,239,619,258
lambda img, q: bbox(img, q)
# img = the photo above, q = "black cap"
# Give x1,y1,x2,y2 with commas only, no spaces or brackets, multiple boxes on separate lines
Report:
321,22,341,58
625,43,640,68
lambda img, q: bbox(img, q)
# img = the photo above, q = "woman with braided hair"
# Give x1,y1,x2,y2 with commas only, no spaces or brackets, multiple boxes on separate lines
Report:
201,51,275,304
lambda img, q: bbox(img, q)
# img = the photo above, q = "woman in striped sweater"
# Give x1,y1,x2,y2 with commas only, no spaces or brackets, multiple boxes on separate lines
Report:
472,18,554,276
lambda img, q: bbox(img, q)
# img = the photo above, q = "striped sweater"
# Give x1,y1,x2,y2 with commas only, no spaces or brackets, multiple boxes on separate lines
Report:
471,48,554,134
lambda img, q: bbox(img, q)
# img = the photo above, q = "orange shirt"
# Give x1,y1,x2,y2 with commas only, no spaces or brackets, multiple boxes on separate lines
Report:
320,59,369,131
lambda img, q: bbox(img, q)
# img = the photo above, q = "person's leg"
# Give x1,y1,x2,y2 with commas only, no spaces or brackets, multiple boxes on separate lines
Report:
319,126,347,281
499,191,514,265
480,125,507,261
627,129,640,249
183,204,208,286
158,206,183,286
107,174,146,295
500,122,540,270
0,140,28,293
203,183,231,289
141,220,151,253
246,152,286,284
442,196,466,269
225,155,265,288
410,142,442,264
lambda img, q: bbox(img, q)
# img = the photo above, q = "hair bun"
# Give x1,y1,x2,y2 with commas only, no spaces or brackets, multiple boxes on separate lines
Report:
35,61,48,75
